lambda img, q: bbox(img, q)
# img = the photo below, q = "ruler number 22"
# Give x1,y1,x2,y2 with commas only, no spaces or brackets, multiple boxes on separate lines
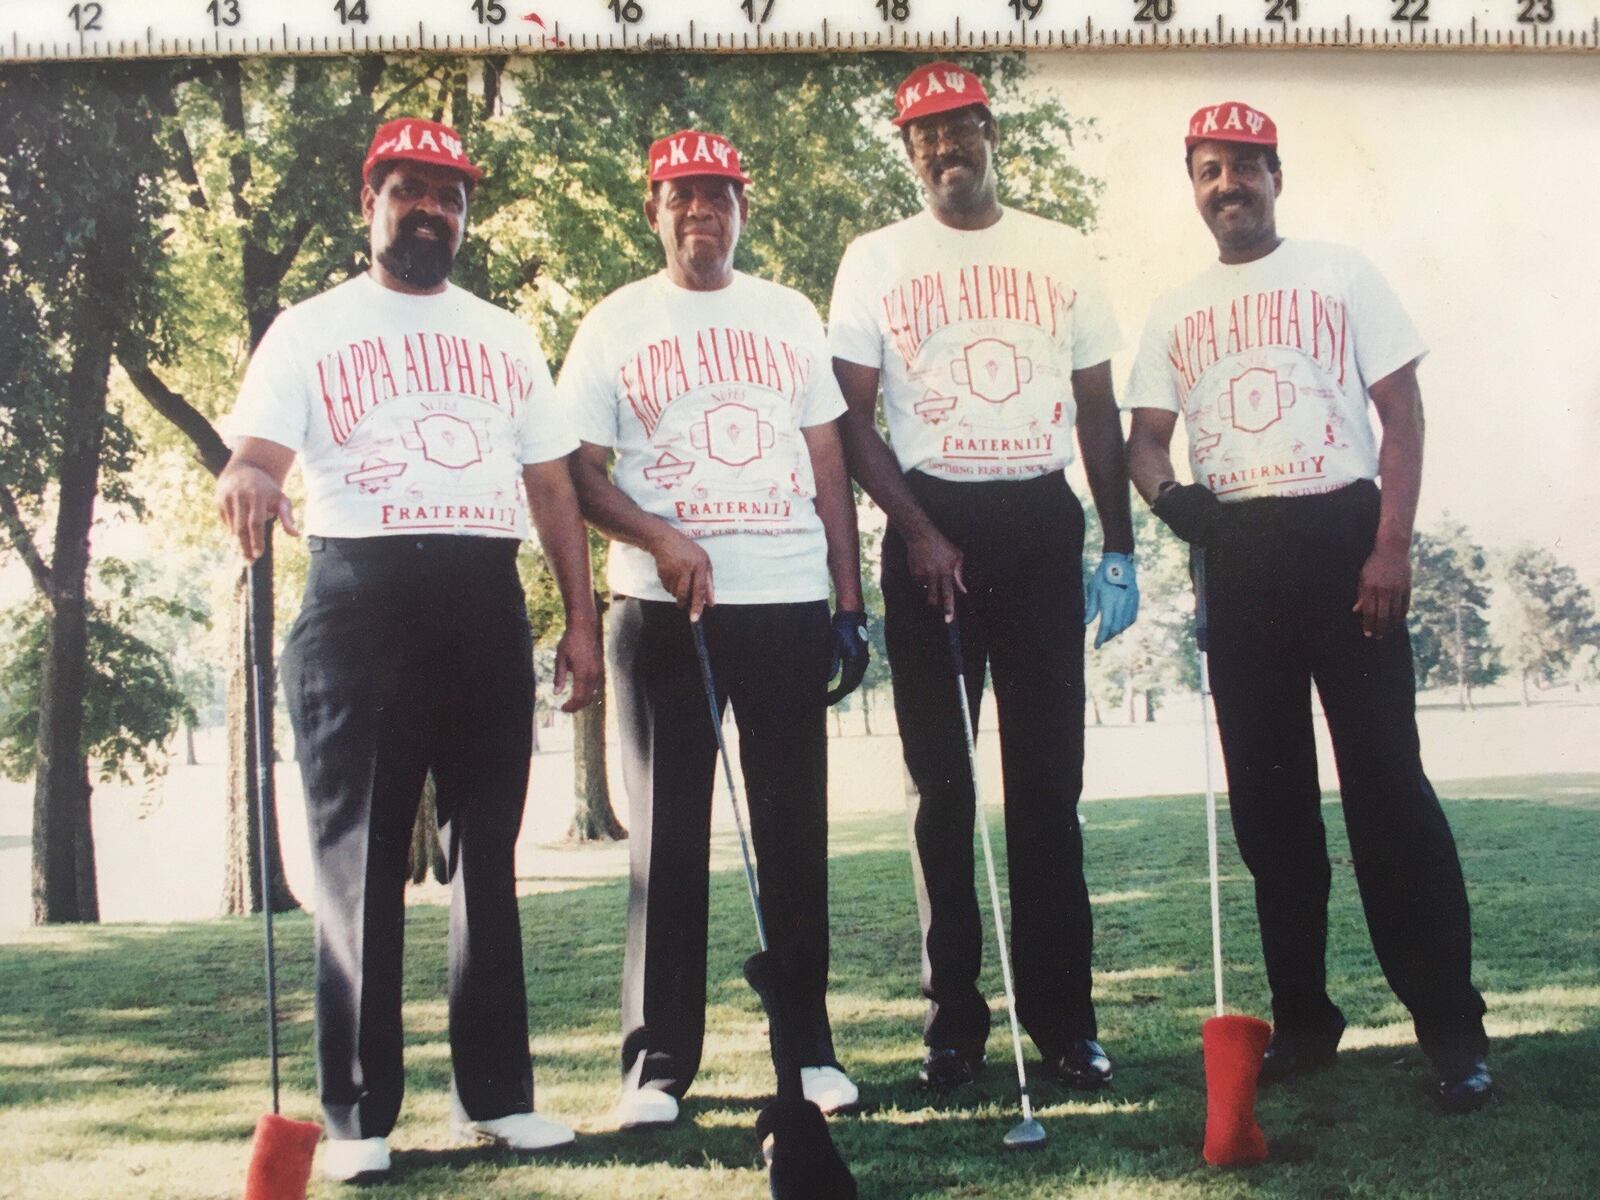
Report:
1390,0,1428,19
1517,0,1554,20
68,2,103,30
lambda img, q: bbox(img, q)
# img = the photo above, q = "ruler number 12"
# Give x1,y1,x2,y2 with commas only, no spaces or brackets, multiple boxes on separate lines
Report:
1516,0,1554,20
1265,0,1299,19
68,2,103,31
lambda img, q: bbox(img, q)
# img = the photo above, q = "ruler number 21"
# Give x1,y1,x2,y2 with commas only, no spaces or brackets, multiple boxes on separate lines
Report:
68,2,103,30
1517,0,1554,20
1265,0,1299,19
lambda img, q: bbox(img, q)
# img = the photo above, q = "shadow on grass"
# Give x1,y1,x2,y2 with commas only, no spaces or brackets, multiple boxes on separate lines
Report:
2,793,1598,1197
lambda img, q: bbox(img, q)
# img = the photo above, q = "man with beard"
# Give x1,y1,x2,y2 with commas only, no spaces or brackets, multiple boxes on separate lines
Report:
561,129,868,1129
216,118,604,1181
828,63,1138,1092
1124,102,1492,1113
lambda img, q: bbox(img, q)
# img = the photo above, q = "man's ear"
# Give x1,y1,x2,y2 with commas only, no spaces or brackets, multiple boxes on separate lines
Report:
361,183,377,225
1272,171,1284,199
644,192,660,232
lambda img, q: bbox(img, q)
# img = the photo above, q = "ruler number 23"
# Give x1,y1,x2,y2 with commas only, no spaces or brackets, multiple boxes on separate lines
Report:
1517,0,1554,20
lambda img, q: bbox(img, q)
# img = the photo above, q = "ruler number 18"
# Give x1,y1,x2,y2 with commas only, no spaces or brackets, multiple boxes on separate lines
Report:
876,0,910,20
1264,0,1299,19
68,2,103,31
1516,0,1554,20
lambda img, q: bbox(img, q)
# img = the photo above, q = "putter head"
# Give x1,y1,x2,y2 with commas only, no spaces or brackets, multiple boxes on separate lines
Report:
1003,1117,1047,1150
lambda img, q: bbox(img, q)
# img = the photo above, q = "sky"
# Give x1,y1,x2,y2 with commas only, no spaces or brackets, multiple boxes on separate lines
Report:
1031,51,1600,574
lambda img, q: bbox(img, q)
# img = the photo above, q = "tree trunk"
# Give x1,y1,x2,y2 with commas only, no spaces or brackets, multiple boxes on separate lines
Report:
407,772,449,885
1144,690,1157,722
1090,697,1103,726
861,689,874,736
529,710,541,755
1454,599,1469,711
185,721,198,766
569,685,625,842
30,233,116,925
220,551,300,915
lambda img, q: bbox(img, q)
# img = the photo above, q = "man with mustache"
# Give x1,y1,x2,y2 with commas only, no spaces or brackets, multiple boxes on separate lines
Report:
828,63,1138,1092
216,118,603,1181
561,130,867,1128
1124,102,1492,1113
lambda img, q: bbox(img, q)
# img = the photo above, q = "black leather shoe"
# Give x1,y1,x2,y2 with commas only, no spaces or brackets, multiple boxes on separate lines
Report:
1258,1017,1345,1087
1436,1058,1493,1114
1054,1038,1113,1090
918,1047,984,1090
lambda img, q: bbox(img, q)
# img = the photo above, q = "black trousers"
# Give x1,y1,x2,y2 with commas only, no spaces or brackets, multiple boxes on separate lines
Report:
884,470,1094,1060
1205,480,1488,1066
282,535,537,1139
612,597,837,1098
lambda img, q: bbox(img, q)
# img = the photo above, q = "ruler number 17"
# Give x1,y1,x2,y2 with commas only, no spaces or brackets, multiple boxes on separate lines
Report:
741,0,775,19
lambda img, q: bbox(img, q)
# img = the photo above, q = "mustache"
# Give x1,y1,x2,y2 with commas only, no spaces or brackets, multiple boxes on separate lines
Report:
933,154,972,176
1211,190,1255,212
398,212,452,242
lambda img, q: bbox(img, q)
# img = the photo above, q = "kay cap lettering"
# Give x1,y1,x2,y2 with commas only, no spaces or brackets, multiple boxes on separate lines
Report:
891,60,991,127
1184,101,1278,150
363,116,485,184
646,129,753,186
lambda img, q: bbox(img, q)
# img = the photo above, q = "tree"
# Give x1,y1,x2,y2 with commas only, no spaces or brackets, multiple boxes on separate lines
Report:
1501,546,1600,701
0,64,174,923
1411,520,1504,708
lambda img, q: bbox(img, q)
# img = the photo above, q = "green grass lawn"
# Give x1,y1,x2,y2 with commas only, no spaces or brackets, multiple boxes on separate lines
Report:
2,788,1598,1199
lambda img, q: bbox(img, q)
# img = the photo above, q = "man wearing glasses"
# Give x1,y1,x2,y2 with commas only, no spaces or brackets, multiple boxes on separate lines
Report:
828,62,1138,1091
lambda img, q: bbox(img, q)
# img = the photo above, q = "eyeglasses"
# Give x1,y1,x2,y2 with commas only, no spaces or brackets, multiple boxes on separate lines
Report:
907,116,988,153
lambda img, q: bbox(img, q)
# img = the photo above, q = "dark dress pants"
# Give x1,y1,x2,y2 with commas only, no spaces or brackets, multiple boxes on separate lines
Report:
1205,480,1488,1066
282,534,536,1139
611,597,837,1098
884,469,1095,1061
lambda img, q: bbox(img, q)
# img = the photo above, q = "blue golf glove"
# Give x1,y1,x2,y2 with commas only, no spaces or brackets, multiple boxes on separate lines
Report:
825,610,870,705
1085,552,1139,649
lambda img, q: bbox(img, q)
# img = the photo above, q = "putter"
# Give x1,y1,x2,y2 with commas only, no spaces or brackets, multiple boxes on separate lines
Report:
1193,552,1225,1021
944,620,1046,1151
246,556,284,1113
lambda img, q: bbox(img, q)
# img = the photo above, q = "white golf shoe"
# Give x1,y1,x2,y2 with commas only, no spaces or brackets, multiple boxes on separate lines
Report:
614,1086,680,1130
321,1136,391,1182
456,1111,576,1153
800,1066,860,1114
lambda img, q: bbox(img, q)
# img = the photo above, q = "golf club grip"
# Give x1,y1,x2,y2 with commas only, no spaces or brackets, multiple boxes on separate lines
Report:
1190,546,1209,654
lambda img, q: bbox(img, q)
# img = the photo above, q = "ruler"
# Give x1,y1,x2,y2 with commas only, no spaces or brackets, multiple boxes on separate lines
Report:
5,0,1597,60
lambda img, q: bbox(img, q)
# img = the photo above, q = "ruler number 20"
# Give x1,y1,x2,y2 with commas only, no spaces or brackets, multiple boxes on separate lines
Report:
1517,0,1554,20
1134,0,1174,21
67,2,103,30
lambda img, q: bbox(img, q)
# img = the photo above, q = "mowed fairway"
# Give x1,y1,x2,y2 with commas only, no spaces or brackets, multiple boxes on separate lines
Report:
1,786,1597,1199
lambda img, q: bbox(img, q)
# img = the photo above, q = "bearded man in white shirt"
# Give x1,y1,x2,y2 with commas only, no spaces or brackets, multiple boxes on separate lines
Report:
1124,102,1491,1114
562,129,869,1129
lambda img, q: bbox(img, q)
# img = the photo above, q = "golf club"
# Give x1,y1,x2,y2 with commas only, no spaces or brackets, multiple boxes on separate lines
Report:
246,555,283,1113
1194,552,1225,1019
690,619,767,952
944,619,1046,1151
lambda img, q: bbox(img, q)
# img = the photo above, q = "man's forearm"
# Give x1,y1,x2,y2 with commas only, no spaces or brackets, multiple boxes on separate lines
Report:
1374,401,1424,555
570,455,680,557
1077,414,1135,554
1126,413,1181,505
837,411,940,544
523,460,598,626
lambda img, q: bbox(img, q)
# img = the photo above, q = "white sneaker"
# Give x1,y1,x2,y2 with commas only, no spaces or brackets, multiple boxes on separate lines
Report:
456,1110,576,1153
614,1086,680,1130
800,1065,860,1114
321,1136,391,1182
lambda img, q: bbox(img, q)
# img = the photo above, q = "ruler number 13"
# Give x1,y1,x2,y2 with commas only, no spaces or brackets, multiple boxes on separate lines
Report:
68,2,103,30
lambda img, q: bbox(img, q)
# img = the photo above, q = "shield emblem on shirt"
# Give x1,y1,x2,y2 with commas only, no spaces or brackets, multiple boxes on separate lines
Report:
952,338,1033,405
405,413,484,470
690,402,774,468
1224,367,1297,434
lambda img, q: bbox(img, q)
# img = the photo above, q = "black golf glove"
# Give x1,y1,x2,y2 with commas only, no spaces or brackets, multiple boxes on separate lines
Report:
1151,482,1228,548
824,610,870,706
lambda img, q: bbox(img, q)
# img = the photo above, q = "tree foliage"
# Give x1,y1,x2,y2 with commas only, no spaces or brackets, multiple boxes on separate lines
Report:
1411,520,1504,701
1501,545,1600,696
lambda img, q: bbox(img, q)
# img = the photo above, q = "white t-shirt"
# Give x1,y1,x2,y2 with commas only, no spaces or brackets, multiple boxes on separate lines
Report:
1123,239,1427,501
227,273,575,539
829,207,1121,481
557,272,846,605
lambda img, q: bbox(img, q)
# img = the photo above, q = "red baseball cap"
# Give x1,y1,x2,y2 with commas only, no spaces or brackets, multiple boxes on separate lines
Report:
647,129,752,186
1184,102,1277,150
892,61,991,127
363,117,483,184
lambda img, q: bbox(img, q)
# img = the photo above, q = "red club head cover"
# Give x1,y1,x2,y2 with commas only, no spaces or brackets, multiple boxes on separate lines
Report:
242,1112,322,1200
1201,1014,1272,1167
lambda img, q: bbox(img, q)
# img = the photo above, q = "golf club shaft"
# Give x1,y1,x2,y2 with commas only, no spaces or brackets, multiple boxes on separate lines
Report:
690,619,768,953
946,621,1034,1124
245,555,281,1113
1192,548,1225,1018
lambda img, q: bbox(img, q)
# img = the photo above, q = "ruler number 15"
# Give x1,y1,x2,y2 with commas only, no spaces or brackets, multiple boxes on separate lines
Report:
68,2,103,31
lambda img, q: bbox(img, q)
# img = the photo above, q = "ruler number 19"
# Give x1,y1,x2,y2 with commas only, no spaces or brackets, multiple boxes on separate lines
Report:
1516,0,1554,20
876,0,910,20
1265,0,1299,19
1008,0,1044,17
68,2,103,31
